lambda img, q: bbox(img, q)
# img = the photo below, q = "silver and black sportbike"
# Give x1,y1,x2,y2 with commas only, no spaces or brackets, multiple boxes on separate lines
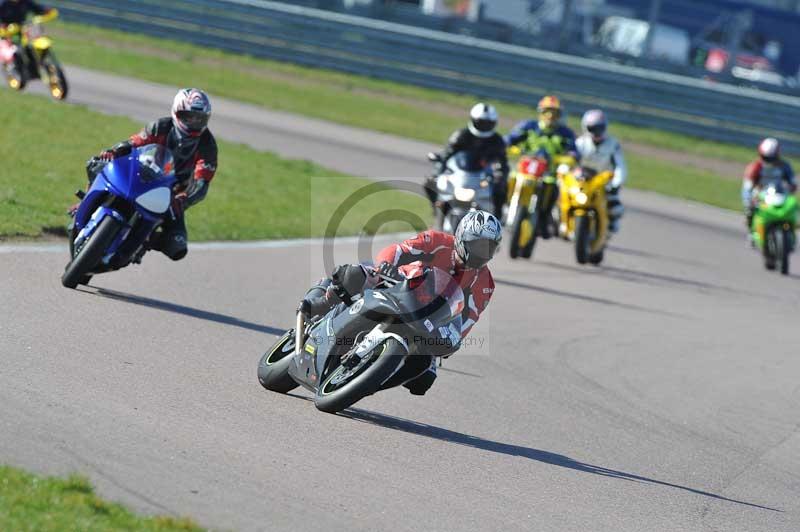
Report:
257,267,464,413
428,151,494,234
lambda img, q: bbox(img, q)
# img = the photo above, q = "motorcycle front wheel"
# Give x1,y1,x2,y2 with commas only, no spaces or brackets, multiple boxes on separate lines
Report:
314,338,406,414
257,329,300,393
40,51,67,100
575,215,591,265
508,205,528,259
62,216,122,288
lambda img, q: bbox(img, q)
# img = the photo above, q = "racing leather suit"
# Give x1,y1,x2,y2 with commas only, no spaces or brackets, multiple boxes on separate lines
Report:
303,230,495,395
742,158,796,228
0,0,50,25
425,127,509,218
89,117,218,260
505,120,577,160
576,133,627,232
505,120,577,236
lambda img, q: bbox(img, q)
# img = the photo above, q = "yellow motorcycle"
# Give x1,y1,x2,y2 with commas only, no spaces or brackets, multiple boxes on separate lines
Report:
558,166,613,265
507,152,576,260
506,149,549,258
0,10,67,100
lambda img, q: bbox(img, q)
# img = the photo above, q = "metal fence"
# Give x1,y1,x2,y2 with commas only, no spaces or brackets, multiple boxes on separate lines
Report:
50,0,800,153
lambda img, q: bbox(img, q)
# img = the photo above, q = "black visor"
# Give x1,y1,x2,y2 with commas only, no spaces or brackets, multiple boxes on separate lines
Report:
587,124,606,136
177,110,210,132
464,238,499,268
472,118,496,133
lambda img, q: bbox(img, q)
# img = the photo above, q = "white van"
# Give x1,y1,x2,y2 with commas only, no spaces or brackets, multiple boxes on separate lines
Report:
597,15,690,65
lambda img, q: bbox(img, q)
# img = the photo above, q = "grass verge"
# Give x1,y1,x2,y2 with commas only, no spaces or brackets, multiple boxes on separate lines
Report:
0,465,202,531
49,20,761,166
0,89,429,240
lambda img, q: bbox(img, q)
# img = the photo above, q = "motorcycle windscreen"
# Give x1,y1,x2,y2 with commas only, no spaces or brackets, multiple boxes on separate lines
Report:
450,151,489,173
103,144,177,200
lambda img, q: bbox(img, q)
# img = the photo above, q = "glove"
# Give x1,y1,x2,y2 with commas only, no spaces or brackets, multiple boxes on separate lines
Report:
98,150,115,162
376,261,402,281
331,264,367,305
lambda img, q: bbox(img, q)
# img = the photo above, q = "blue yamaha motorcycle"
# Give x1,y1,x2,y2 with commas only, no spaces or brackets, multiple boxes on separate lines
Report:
62,144,177,288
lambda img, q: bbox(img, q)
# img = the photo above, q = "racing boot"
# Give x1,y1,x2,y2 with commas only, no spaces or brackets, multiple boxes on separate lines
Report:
403,357,438,396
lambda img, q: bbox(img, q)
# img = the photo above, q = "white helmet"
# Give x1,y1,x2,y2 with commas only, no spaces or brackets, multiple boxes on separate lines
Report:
468,103,498,138
581,109,607,142
454,210,502,269
758,137,780,162
171,88,212,138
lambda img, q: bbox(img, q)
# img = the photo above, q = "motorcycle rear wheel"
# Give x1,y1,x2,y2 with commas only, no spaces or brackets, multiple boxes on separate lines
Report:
4,54,26,90
314,338,406,414
257,329,300,393
62,216,121,289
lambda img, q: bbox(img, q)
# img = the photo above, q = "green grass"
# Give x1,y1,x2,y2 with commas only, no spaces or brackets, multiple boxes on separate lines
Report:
0,89,429,240
626,154,740,210
0,465,203,531
48,20,761,165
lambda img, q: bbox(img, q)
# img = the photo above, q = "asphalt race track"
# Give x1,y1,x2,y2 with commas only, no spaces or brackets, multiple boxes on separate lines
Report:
2,67,800,531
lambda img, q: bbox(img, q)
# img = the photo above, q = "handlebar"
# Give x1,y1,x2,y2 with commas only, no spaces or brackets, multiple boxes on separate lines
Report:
0,23,20,38
31,9,59,25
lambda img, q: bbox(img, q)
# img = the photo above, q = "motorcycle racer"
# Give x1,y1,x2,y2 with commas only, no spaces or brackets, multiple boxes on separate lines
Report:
424,103,509,218
300,210,502,396
575,109,626,233
75,88,217,261
742,137,796,236
0,0,54,27
505,95,577,160
0,0,57,75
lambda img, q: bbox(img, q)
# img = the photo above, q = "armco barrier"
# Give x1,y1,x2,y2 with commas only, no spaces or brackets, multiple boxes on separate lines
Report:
49,0,800,153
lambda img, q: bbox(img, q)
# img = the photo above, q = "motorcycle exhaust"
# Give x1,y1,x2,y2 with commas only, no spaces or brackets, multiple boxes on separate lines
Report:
295,311,305,356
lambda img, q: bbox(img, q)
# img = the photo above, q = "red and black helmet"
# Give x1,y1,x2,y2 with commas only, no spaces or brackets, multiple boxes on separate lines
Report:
171,88,212,138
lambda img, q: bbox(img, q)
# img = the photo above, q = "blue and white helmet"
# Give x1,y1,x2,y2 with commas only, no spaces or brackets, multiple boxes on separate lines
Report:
454,210,502,269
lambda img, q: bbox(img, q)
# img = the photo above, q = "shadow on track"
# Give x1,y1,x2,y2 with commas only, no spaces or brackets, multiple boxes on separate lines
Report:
535,261,752,295
341,408,780,513
438,366,482,378
605,244,707,267
81,286,285,335
493,278,686,319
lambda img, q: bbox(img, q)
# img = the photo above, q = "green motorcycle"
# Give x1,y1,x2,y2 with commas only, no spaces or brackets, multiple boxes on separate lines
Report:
750,182,797,275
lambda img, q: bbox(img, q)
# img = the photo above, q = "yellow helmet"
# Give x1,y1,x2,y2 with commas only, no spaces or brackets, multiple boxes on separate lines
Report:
537,95,562,129
537,95,562,113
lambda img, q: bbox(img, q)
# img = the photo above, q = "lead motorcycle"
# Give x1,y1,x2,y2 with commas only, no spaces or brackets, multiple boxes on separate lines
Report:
257,267,464,413
62,144,178,288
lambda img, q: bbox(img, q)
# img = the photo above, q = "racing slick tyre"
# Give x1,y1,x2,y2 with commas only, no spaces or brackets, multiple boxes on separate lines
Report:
575,215,591,265
258,329,300,393
314,338,406,414
62,216,121,289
